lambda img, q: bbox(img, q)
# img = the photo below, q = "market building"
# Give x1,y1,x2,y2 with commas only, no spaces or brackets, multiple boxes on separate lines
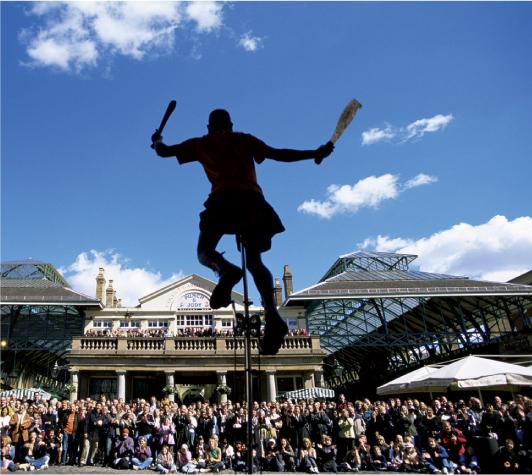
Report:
2,252,532,403
1,259,324,403
70,268,324,404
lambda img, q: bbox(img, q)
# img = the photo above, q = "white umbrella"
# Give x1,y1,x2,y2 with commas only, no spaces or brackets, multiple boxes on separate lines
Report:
276,387,335,400
410,355,532,391
377,365,441,395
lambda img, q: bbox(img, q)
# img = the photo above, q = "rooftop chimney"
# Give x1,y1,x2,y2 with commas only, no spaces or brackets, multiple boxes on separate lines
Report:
274,278,283,307
106,280,114,308
96,268,106,302
283,265,293,297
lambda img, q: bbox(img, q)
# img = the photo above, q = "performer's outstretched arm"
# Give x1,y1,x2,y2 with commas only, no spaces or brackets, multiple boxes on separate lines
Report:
265,142,334,163
152,136,175,158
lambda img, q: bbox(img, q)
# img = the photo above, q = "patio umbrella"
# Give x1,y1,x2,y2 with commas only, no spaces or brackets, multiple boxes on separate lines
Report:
377,365,442,395
410,355,532,389
409,355,532,402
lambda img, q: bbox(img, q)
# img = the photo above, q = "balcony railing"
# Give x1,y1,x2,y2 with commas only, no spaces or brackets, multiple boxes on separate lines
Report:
71,335,320,356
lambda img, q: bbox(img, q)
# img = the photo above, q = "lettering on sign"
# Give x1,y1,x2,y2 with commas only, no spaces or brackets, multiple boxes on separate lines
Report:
166,283,213,309
178,292,210,309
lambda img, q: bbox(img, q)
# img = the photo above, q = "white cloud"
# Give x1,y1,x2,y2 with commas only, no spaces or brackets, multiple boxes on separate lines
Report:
361,125,395,145
404,114,454,141
59,250,184,307
360,215,532,282
238,31,264,52
404,173,438,189
19,2,227,72
362,114,453,145
298,173,437,219
185,1,224,33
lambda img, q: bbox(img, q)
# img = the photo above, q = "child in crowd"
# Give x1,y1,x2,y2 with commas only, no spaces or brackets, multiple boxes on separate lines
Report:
340,445,361,472
368,445,387,471
458,445,480,474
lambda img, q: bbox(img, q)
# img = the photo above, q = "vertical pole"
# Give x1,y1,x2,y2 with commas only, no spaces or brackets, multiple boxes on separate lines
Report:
239,235,253,475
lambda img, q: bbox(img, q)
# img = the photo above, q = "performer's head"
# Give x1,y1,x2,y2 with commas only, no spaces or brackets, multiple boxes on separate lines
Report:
208,109,233,133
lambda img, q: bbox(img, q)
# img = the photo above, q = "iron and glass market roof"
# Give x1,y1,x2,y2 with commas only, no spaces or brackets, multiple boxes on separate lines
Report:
284,251,532,380
1,259,71,288
1,260,103,378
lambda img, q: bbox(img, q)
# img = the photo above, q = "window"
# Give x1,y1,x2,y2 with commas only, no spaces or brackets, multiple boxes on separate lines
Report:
287,319,298,329
276,376,304,394
186,315,203,327
93,320,112,329
148,320,168,328
221,319,233,328
119,320,140,328
89,378,117,401
177,314,213,328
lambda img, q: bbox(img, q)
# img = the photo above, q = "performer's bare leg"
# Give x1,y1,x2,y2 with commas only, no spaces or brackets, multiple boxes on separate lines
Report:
198,231,243,310
245,242,288,354
198,232,287,354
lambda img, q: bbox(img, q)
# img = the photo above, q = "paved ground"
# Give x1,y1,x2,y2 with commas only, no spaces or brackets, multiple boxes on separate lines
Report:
16,466,377,475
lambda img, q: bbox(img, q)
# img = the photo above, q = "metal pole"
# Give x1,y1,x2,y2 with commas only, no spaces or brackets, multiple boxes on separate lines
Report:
239,236,253,475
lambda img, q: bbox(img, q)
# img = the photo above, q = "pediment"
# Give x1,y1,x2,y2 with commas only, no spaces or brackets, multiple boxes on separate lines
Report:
137,274,246,312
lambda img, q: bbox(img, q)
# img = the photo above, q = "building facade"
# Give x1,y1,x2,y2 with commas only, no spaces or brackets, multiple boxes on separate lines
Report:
69,269,325,403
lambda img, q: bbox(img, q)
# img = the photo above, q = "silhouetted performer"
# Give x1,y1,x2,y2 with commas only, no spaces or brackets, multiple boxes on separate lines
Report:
152,109,334,354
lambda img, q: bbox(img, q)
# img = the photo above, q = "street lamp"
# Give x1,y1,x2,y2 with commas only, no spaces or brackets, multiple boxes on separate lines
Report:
124,310,133,324
333,361,344,378
322,359,344,378
51,361,70,380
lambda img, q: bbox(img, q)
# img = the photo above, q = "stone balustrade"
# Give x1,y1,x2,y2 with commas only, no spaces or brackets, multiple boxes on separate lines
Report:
71,335,319,356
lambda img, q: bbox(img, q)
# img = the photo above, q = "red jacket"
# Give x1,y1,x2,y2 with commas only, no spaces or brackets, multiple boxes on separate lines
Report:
440,427,467,460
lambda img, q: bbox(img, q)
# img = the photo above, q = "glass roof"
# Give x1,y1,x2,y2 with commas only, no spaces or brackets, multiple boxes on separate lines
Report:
327,269,461,282
1,259,71,288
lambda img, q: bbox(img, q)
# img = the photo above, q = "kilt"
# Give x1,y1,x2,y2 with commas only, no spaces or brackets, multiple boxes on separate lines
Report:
199,189,285,252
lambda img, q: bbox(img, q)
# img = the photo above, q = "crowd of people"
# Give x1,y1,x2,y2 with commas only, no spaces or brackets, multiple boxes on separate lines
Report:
1,390,531,473
83,327,309,339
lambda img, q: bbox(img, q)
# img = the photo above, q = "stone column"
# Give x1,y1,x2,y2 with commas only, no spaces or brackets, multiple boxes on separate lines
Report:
314,370,325,388
69,371,79,403
304,373,313,389
265,370,277,402
117,371,127,401
217,370,227,404
165,371,175,402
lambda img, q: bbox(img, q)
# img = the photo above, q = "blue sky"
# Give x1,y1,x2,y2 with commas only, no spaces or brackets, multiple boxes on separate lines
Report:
2,1,532,307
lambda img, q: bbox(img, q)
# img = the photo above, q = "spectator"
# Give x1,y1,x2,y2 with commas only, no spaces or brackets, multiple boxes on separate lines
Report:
113,427,135,469
439,420,466,464
316,434,337,473
422,437,451,474
458,445,480,474
20,431,50,471
177,443,196,473
337,409,355,463
299,437,318,473
132,435,154,470
496,438,528,474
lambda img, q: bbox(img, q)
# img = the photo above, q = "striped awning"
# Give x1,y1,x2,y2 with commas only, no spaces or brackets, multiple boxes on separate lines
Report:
0,388,52,400
276,387,335,400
